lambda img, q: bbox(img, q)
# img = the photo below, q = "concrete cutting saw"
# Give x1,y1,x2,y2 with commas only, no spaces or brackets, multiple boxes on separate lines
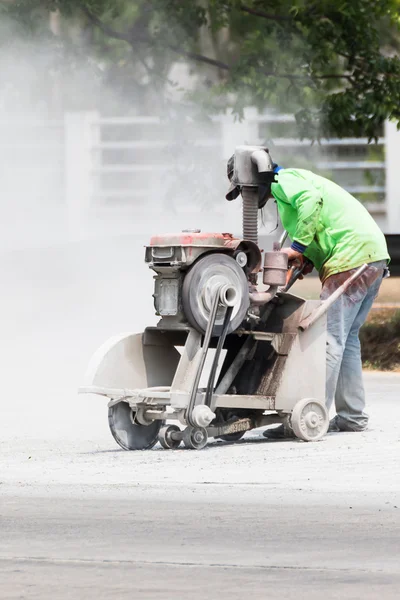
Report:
79,146,367,450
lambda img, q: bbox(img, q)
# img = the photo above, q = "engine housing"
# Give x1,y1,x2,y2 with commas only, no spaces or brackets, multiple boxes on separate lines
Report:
145,231,261,326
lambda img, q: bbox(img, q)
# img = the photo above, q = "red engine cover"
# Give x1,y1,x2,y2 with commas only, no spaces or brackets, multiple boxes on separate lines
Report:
147,231,262,273
149,232,237,247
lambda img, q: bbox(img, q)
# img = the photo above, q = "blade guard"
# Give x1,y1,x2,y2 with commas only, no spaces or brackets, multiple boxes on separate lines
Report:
79,332,180,402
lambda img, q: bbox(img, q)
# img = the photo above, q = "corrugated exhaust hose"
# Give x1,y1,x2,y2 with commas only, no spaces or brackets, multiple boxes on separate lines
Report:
241,186,258,245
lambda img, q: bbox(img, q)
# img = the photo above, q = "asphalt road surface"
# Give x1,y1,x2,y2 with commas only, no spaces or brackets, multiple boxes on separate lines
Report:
2,490,400,600
1,372,400,600
1,240,399,599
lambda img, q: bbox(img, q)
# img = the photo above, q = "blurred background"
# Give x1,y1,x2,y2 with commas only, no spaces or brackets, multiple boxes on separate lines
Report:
0,1,399,442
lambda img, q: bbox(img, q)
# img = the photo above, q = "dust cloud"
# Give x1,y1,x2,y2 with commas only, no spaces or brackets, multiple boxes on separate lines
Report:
0,15,251,442
0,18,151,440
0,14,313,443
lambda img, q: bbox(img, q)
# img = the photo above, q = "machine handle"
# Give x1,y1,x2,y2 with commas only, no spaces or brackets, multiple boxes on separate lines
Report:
298,264,369,331
281,257,313,293
278,230,289,248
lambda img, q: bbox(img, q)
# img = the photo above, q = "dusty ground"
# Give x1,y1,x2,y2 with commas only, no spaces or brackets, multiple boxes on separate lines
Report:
1,372,400,600
1,235,399,599
1,371,399,493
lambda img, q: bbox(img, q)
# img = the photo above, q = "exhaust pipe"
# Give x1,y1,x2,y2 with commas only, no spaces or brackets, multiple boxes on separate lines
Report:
251,149,272,173
230,145,284,306
240,151,271,245
241,186,259,245
240,186,281,305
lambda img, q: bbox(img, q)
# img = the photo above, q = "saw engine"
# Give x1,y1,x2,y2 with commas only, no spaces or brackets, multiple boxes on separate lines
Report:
145,230,288,335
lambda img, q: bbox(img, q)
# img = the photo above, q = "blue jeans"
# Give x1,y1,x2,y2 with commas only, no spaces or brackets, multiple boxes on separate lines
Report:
321,260,387,430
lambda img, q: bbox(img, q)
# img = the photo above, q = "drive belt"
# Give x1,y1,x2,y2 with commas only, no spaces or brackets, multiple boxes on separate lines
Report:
186,291,232,426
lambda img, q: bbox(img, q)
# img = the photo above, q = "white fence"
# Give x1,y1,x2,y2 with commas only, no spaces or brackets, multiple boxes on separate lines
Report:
65,108,400,235
0,109,400,249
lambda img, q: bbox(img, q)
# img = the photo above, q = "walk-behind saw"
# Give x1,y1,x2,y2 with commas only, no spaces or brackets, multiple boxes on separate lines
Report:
79,146,367,450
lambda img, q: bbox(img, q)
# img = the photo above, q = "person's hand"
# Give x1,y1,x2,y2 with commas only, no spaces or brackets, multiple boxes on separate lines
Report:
282,249,314,287
280,247,303,264
302,260,314,276
295,258,314,280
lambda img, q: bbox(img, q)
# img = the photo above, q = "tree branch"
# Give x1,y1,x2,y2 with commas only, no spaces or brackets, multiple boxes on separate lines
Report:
82,7,132,43
262,71,353,81
82,8,354,82
315,73,353,80
174,49,229,70
83,7,230,70
240,5,292,22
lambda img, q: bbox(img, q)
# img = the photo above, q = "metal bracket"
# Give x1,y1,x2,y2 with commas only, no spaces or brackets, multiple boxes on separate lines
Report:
234,330,295,355
271,333,296,356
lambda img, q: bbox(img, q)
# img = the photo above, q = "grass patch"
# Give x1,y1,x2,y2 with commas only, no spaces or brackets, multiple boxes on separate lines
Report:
361,309,400,371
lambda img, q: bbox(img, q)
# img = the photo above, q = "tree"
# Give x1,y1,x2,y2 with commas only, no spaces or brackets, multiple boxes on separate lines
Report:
2,0,400,138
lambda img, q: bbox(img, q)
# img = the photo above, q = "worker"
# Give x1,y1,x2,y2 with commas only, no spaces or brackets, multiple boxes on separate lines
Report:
226,156,390,436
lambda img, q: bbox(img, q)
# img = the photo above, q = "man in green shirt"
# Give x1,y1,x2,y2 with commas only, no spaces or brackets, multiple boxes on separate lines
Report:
270,167,389,282
227,160,390,436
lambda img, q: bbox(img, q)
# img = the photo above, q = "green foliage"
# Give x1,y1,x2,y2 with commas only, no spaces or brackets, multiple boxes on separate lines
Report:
2,0,400,137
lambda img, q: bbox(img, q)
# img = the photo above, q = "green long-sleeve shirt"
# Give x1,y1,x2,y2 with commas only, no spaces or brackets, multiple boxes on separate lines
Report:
271,168,389,282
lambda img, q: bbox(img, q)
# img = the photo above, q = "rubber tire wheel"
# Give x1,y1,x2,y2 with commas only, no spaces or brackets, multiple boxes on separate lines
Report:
218,431,245,442
182,426,208,450
108,402,162,450
182,253,249,335
290,398,329,442
158,424,182,449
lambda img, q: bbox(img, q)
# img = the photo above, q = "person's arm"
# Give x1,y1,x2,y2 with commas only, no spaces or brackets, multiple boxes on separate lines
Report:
290,188,323,251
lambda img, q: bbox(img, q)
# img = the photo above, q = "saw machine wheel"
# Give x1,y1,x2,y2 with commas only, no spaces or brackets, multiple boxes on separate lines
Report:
108,402,162,450
182,426,208,450
290,398,329,442
158,425,182,449
182,253,249,335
